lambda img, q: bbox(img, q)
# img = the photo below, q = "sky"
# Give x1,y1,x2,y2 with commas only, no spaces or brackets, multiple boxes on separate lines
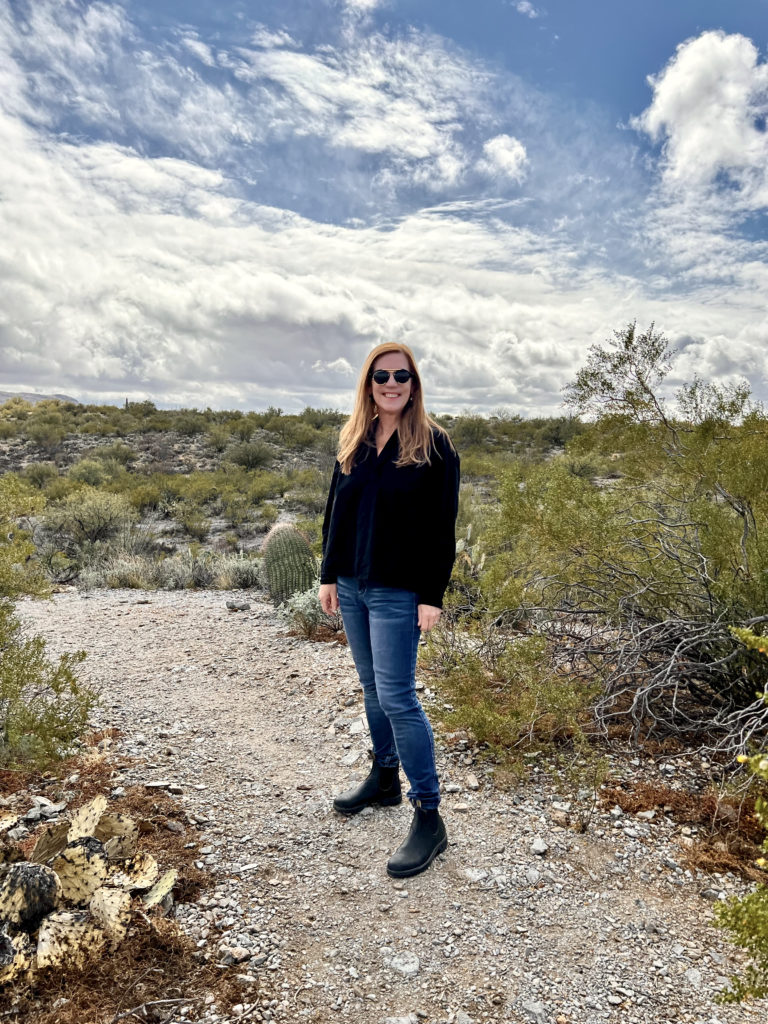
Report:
1,0,767,415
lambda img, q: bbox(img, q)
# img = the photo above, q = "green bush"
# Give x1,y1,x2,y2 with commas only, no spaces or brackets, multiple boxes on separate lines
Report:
226,440,274,470
0,602,94,766
45,487,136,545
69,457,113,487
173,502,210,542
280,583,341,638
21,461,60,490
216,553,263,590
206,424,232,452
0,476,48,598
0,478,94,767
25,420,66,451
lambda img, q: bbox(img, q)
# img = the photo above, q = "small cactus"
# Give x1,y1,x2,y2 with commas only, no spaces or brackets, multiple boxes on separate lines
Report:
262,524,317,606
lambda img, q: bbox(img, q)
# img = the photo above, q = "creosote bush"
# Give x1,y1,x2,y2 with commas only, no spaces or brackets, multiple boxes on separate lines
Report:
0,477,95,767
0,602,94,766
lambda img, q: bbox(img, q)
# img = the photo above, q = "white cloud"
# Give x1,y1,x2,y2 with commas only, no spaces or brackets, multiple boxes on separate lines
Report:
477,134,528,183
250,25,296,49
632,31,768,208
180,35,217,67
342,0,384,11
313,358,356,375
514,2,540,19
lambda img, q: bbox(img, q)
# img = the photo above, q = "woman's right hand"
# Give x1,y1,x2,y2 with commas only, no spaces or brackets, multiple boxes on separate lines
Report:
319,583,339,615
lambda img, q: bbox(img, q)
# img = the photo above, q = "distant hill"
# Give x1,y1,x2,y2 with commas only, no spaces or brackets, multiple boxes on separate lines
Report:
0,391,79,405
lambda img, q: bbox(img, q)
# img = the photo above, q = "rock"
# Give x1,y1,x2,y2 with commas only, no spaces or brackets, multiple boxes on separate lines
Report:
226,601,251,612
525,867,541,885
444,783,462,794
464,868,489,883
466,774,480,790
454,803,470,813
390,950,420,976
531,837,548,857
455,1013,473,1024
521,999,548,1023
684,967,702,986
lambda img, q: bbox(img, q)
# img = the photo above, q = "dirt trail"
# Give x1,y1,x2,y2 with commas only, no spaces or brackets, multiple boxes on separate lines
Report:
16,589,761,1024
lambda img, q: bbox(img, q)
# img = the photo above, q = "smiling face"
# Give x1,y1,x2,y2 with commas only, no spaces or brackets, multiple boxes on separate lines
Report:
369,350,415,420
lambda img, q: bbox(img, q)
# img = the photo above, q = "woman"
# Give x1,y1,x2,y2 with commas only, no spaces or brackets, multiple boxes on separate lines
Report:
319,342,460,878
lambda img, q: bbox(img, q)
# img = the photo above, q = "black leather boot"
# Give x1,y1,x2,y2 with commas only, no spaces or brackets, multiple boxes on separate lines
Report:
333,756,402,815
386,805,447,878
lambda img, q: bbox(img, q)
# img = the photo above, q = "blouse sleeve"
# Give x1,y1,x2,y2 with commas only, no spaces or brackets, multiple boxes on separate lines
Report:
320,460,341,583
417,433,460,608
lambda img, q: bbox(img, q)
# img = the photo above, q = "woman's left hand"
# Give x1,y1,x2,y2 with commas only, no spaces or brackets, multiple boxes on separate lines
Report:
418,604,442,632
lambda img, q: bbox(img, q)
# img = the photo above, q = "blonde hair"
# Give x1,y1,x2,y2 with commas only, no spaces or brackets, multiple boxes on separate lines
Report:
337,342,452,474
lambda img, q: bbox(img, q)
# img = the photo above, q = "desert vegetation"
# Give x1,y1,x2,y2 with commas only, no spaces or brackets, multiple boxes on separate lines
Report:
3,323,768,999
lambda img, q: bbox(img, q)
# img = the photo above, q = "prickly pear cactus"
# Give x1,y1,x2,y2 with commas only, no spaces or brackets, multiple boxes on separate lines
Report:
51,838,108,904
262,524,317,606
36,910,106,970
0,863,61,929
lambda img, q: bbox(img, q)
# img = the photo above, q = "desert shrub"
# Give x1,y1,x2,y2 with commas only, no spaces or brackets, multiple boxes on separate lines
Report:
206,424,232,452
255,502,279,528
225,440,274,470
79,554,162,591
429,635,598,753
126,480,165,512
221,493,251,529
0,476,48,598
0,420,18,439
25,420,66,451
93,440,137,465
231,416,258,442
248,471,289,503
45,488,136,546
0,602,94,766
0,481,94,766
285,468,327,514
68,457,113,487
173,502,210,542
21,462,60,490
279,583,341,638
452,414,488,450
215,553,263,590
473,322,768,750
175,411,207,436
157,546,217,589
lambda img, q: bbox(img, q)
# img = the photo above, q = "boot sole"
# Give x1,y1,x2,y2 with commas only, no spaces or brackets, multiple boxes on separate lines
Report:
333,794,403,816
386,836,448,878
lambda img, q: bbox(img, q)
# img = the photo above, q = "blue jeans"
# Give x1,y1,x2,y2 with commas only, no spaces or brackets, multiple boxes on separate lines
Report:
337,577,440,809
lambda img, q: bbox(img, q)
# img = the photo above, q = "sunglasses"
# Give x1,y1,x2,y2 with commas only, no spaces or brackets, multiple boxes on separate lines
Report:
370,369,415,385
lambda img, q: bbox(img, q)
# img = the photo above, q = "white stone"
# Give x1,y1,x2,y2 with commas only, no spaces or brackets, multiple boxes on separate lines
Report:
390,951,420,976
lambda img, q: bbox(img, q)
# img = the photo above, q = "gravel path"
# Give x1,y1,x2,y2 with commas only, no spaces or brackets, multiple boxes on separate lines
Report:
16,589,763,1024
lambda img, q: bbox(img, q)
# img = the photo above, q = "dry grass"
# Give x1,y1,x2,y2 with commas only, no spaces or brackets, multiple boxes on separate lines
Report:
6,917,243,1024
0,748,247,1022
601,779,768,882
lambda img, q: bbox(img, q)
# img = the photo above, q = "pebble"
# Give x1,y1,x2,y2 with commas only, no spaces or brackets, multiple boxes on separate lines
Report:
531,837,549,856
390,951,420,977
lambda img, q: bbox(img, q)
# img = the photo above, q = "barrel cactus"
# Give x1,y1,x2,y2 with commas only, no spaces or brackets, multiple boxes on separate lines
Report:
262,524,317,606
